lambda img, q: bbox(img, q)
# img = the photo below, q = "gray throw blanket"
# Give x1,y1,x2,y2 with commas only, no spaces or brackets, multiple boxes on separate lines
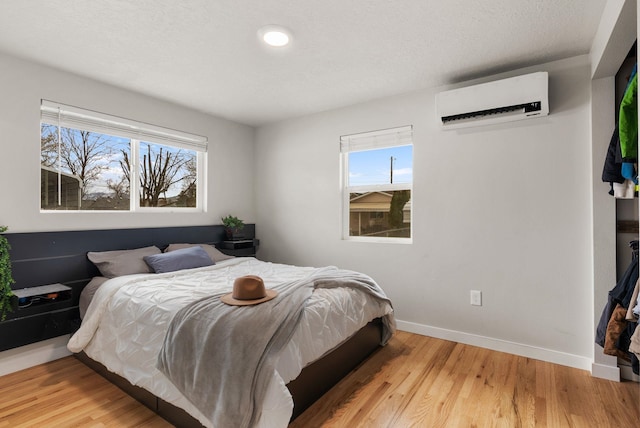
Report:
156,267,394,428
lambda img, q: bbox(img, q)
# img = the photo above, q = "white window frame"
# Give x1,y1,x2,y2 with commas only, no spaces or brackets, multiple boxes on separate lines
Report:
40,100,207,213
340,125,413,243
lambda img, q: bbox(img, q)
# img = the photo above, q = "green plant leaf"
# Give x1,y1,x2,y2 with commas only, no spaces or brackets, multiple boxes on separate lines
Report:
221,215,245,230
0,226,15,321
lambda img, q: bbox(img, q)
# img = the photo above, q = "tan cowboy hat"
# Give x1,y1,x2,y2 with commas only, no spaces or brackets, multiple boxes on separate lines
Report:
220,275,278,306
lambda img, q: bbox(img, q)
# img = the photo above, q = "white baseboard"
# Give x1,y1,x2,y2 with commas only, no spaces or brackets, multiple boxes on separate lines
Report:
0,335,71,377
0,324,621,382
591,362,621,381
618,360,640,382
396,320,593,372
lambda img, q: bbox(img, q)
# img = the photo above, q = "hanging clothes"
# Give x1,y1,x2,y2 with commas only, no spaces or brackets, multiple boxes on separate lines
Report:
602,125,625,187
630,319,640,363
619,72,638,180
629,280,640,374
596,241,639,347
602,125,636,197
602,63,638,194
626,280,640,321
604,304,631,360
597,241,640,373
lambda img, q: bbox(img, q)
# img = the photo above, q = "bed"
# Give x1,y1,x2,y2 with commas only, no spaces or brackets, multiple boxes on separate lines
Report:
5,226,394,427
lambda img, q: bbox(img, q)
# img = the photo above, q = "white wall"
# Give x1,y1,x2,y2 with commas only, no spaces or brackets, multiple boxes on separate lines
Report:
0,52,256,374
0,52,256,232
255,55,595,368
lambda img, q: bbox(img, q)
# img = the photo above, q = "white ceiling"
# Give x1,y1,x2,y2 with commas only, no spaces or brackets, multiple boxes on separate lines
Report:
0,0,607,127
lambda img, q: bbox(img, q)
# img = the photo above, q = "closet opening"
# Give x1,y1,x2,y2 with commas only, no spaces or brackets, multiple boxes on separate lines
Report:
608,40,639,382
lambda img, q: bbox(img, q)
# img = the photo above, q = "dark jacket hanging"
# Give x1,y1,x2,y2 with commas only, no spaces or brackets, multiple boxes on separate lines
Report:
602,125,626,193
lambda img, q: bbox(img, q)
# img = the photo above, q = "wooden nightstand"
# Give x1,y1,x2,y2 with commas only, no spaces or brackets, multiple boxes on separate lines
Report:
217,239,260,257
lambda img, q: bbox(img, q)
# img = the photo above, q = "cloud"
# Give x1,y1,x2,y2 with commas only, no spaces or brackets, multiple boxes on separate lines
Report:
393,168,413,176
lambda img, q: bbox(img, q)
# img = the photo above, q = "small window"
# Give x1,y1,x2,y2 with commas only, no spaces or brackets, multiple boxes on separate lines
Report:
341,126,413,241
40,100,207,212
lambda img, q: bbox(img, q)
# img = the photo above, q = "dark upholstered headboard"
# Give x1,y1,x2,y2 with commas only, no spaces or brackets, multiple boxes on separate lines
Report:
0,224,255,352
5,224,256,296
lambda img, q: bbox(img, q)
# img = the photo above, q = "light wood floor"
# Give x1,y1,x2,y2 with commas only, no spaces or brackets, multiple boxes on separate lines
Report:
291,331,640,427
0,355,171,427
1,331,638,427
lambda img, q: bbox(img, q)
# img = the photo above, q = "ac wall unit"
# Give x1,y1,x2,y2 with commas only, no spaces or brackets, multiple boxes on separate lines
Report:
435,71,549,130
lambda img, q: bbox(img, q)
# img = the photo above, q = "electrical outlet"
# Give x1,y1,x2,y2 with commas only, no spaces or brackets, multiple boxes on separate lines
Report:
470,290,482,306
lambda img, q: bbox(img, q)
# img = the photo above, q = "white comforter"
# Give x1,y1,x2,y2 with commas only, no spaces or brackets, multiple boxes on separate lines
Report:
68,257,394,428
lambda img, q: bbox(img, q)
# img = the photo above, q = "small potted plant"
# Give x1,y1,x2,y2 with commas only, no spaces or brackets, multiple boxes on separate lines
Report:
221,215,245,240
0,226,16,321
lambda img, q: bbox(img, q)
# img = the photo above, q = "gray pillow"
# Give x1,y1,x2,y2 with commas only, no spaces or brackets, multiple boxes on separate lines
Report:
144,246,214,273
79,276,109,319
164,243,234,262
87,245,161,278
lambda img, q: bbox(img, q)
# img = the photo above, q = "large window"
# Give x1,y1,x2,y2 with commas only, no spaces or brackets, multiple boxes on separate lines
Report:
341,125,413,241
40,100,207,211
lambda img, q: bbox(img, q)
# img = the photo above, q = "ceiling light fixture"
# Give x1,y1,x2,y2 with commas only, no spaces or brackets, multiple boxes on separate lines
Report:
258,25,292,48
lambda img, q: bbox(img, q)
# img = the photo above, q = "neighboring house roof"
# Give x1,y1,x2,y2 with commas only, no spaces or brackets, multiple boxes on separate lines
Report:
349,191,411,213
40,165,82,183
350,191,393,212
350,191,393,202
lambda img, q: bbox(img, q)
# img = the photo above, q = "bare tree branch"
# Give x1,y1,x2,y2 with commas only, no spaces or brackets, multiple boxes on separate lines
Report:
40,124,58,167
58,128,112,199
138,144,192,207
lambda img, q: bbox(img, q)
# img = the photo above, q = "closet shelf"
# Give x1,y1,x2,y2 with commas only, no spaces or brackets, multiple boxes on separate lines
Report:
617,220,639,234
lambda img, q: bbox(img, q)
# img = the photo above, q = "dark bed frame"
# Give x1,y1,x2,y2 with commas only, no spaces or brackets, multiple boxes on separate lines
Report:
4,225,382,426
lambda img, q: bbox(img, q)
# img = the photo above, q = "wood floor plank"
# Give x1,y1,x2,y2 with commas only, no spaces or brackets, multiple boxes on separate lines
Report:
292,331,640,428
1,331,638,427
0,357,171,427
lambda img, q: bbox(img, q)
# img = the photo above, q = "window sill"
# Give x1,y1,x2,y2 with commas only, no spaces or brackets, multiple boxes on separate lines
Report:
343,236,412,244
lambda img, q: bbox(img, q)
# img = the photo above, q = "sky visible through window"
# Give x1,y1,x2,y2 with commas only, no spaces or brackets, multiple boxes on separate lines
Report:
41,124,198,210
93,135,129,195
348,145,412,186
